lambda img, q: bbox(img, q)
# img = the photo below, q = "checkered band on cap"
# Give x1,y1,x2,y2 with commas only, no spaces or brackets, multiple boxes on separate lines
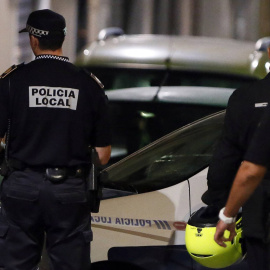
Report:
26,24,49,37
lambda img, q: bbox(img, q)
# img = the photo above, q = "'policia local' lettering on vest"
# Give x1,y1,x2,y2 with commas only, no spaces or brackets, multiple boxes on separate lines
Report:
29,86,79,110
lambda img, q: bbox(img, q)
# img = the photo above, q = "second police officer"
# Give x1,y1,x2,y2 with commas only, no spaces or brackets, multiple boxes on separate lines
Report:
0,9,111,270
202,45,270,268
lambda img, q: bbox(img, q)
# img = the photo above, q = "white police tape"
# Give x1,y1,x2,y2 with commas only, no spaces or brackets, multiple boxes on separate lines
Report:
91,216,186,231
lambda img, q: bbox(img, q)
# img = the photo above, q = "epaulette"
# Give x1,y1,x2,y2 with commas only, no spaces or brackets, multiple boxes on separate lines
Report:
90,73,104,89
0,63,24,79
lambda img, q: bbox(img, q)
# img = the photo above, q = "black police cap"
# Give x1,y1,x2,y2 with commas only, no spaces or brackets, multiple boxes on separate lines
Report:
19,9,66,38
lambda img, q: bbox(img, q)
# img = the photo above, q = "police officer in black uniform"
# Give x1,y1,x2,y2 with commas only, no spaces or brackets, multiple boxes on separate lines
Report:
202,51,270,268
0,9,111,270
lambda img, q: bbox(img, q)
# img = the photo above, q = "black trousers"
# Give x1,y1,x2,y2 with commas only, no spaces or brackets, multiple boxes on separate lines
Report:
0,169,92,270
0,206,8,268
245,237,270,270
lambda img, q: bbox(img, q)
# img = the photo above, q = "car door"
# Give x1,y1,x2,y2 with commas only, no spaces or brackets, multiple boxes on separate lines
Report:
91,111,226,269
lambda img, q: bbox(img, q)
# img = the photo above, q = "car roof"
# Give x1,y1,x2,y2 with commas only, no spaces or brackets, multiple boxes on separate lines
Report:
76,35,257,77
106,86,234,107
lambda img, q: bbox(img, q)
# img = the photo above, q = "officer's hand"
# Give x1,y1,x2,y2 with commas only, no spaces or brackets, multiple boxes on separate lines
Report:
214,220,236,247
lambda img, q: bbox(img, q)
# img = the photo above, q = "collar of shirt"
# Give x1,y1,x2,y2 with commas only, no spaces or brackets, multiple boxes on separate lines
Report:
35,54,69,62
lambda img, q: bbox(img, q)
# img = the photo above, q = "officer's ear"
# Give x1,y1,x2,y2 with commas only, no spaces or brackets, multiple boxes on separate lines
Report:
29,35,40,52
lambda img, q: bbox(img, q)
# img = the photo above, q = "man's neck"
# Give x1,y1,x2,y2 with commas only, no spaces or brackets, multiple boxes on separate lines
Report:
35,48,63,57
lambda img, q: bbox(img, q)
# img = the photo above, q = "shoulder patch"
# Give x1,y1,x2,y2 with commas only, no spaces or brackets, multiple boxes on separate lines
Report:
0,63,24,79
90,73,104,89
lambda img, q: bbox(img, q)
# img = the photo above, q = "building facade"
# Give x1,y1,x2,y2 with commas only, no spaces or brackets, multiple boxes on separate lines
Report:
0,0,269,73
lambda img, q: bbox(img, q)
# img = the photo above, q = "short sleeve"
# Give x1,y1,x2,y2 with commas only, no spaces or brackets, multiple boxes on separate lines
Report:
0,79,9,137
244,105,270,166
205,91,243,205
91,89,111,147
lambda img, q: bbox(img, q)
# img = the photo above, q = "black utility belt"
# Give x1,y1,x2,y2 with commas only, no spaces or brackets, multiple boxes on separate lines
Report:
7,159,87,182
25,167,86,182
46,167,85,182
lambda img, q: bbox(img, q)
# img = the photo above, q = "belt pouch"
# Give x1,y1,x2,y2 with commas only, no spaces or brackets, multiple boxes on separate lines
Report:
46,168,67,182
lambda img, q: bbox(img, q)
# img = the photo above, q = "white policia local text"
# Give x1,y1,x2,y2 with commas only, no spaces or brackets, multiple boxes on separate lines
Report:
29,86,79,110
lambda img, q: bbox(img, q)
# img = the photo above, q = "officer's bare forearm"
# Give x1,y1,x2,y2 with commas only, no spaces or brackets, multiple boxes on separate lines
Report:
95,145,111,165
224,161,266,218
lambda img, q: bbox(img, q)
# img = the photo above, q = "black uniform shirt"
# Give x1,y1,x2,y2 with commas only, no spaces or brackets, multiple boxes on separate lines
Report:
204,73,270,239
0,55,111,167
245,103,270,166
207,73,270,193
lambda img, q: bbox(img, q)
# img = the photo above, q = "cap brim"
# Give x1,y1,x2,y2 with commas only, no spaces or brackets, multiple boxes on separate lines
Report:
19,28,28,33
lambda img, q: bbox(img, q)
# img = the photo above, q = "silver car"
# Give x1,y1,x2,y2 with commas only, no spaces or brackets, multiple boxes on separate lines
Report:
76,28,269,90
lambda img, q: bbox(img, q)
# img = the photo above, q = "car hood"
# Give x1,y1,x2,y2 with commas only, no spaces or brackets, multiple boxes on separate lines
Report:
106,86,234,107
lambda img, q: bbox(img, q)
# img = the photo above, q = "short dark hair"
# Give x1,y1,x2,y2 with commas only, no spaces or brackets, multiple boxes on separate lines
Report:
36,35,65,51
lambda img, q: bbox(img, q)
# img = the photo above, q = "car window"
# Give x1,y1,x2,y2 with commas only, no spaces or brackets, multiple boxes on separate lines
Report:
102,111,225,194
108,101,225,163
166,70,257,88
89,67,257,90
90,67,165,90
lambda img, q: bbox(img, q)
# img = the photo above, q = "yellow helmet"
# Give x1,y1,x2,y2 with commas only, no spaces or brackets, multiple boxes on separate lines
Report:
185,206,245,269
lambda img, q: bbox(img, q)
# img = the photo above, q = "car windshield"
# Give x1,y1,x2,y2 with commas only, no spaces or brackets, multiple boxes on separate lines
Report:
108,100,226,163
102,111,225,194
88,67,257,90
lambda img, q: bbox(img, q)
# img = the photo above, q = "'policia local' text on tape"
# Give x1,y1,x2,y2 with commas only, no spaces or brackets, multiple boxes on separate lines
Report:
91,216,186,231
